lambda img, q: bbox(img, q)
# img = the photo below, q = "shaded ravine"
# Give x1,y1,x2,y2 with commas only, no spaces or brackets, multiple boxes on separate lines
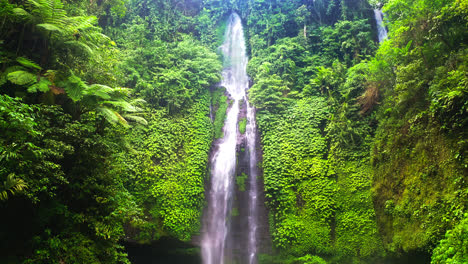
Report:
201,12,265,264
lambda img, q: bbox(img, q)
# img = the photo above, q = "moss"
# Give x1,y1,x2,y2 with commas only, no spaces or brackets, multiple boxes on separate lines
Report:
236,173,248,192
372,119,466,253
231,207,239,217
212,87,228,139
239,117,247,134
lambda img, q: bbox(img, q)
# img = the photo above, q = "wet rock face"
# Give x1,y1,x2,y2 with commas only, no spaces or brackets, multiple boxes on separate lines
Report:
228,98,271,264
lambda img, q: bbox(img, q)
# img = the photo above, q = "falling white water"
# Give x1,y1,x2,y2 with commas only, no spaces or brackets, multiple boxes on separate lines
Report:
374,9,388,43
246,101,259,264
201,13,253,264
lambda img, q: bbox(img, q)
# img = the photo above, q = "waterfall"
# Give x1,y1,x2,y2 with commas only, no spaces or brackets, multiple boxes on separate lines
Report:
246,102,259,264
374,9,388,43
201,12,260,264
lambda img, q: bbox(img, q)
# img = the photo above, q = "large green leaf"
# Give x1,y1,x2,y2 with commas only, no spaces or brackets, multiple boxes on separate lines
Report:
37,23,62,32
97,107,119,124
63,74,86,101
12,8,31,19
7,71,37,86
65,41,94,56
85,84,113,99
27,78,51,93
16,57,42,70
102,100,139,112
123,114,148,125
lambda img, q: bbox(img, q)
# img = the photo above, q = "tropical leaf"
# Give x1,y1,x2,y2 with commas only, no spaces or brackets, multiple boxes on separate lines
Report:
123,115,148,125
27,78,51,93
12,8,31,19
64,41,94,56
130,98,147,105
102,100,139,112
7,70,37,85
86,84,113,99
36,23,62,32
16,57,42,70
1,174,27,201
62,74,86,101
97,107,119,124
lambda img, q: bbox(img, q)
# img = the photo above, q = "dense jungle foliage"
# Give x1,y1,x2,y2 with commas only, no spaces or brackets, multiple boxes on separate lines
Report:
0,0,466,263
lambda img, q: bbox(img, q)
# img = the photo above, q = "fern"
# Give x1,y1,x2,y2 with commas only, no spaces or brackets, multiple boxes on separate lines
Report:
7,70,37,85
123,115,148,125
85,84,113,99
62,74,86,101
11,8,31,20
64,40,94,56
16,57,42,70
102,100,140,112
97,107,119,124
36,23,62,32
0,174,27,201
27,78,51,93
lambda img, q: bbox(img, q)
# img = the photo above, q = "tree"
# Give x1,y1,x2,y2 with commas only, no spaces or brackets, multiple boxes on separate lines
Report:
249,63,288,112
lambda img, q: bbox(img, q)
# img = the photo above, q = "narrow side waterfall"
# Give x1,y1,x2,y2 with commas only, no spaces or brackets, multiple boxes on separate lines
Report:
374,9,388,42
246,102,259,264
202,13,262,264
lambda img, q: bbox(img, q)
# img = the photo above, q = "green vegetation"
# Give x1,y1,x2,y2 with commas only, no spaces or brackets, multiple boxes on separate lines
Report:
239,117,247,134
246,0,467,263
0,0,224,262
236,172,248,192
212,87,229,139
0,0,466,263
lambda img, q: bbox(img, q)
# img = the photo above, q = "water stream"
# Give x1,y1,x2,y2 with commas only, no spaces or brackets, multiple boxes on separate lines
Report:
246,102,258,264
201,13,260,264
374,9,388,43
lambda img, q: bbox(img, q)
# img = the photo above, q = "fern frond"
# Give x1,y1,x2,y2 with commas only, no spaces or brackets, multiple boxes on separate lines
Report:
97,107,119,124
16,57,42,70
36,23,62,32
64,41,93,56
123,115,148,125
1,174,27,201
130,98,147,105
28,78,51,93
7,70,37,85
85,84,113,99
62,74,87,101
102,100,138,112
12,8,31,20
114,111,129,126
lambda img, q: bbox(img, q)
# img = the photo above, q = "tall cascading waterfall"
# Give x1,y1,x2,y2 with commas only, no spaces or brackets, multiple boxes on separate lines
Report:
374,9,388,42
201,13,262,264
